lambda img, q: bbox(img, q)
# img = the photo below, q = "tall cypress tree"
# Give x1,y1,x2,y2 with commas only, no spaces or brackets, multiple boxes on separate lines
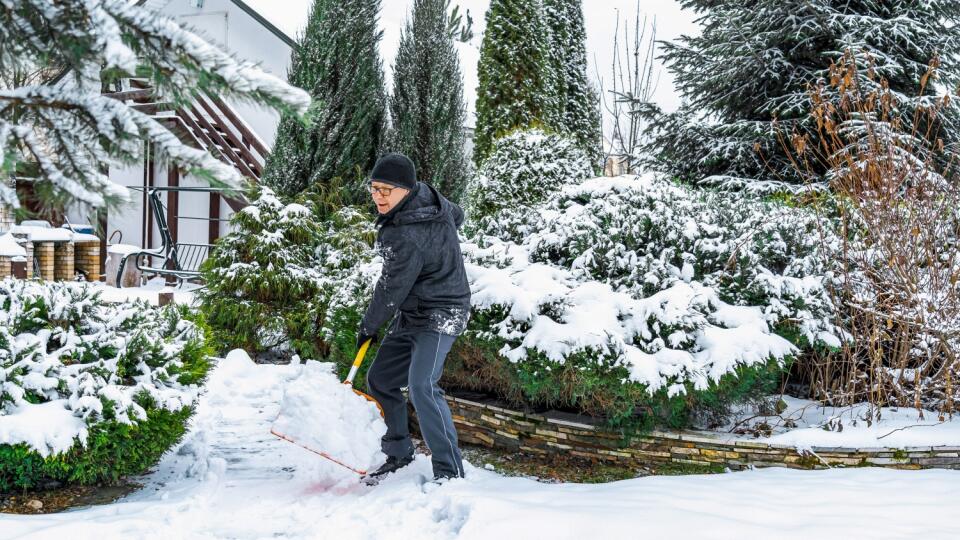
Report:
474,0,556,166
263,0,387,201
389,0,470,200
643,0,960,186
543,0,602,170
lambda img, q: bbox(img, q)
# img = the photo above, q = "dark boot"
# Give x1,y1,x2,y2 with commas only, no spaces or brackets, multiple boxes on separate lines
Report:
432,471,462,482
362,455,414,484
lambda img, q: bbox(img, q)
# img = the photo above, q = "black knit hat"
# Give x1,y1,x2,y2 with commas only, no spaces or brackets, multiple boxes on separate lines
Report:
370,153,417,190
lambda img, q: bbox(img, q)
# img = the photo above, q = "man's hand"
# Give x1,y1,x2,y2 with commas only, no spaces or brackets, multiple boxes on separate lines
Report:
357,330,378,350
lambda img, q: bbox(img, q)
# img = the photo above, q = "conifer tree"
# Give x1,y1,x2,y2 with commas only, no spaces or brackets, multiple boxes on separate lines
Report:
390,0,470,200
263,0,387,201
473,0,556,166
543,0,602,169
642,0,960,187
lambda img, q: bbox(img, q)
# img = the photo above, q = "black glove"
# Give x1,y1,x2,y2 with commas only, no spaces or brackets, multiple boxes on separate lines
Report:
357,330,378,350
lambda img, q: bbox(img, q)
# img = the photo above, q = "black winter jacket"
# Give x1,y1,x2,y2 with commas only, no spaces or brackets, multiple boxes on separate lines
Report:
360,182,472,337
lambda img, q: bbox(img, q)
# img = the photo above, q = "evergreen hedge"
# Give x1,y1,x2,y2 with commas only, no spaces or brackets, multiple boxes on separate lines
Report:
0,281,213,492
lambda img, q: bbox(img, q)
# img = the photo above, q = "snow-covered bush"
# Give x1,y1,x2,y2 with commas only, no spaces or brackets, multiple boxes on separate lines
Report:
199,186,327,359
198,186,376,363
442,235,795,429
463,128,593,232
0,279,212,491
441,175,843,429
484,175,841,349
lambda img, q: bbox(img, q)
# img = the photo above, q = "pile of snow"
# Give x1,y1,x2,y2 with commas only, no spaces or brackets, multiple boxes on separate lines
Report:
0,278,206,456
106,243,141,256
271,359,386,473
7,224,101,243
9,224,74,242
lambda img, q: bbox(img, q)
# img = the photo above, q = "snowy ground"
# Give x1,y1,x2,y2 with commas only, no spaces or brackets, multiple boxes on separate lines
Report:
714,396,960,450
3,353,959,540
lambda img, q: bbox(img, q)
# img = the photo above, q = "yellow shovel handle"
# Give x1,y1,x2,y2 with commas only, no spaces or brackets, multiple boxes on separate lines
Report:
344,338,372,385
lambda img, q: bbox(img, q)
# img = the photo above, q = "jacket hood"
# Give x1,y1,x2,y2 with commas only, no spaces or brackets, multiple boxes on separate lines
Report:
376,182,462,228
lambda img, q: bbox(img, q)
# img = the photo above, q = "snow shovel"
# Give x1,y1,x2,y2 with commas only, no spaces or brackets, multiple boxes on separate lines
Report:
269,339,386,475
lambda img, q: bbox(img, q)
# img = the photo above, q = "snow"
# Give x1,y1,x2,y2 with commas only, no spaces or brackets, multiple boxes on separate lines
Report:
106,242,141,256
71,232,101,242
62,277,201,306
0,400,88,458
720,396,960,450
9,225,74,242
2,354,959,539
7,225,100,243
0,232,26,257
270,356,386,473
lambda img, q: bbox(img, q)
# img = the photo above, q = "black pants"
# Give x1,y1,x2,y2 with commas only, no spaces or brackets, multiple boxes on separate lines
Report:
365,324,465,478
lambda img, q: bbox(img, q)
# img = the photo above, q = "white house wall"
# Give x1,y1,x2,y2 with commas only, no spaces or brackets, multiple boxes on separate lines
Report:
162,0,292,146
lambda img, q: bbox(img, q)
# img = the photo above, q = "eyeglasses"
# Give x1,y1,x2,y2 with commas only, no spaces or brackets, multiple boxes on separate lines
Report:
367,182,397,197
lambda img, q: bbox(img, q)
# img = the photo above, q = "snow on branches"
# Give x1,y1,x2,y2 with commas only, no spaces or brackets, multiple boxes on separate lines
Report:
464,174,841,394
0,0,311,211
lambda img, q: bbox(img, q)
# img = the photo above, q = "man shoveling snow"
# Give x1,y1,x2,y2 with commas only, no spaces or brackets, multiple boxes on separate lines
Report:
357,153,472,484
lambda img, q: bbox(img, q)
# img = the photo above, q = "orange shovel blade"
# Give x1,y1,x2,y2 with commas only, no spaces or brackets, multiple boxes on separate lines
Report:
347,384,385,418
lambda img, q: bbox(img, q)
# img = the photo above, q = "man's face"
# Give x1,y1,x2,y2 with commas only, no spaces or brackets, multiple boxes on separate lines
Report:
369,181,410,214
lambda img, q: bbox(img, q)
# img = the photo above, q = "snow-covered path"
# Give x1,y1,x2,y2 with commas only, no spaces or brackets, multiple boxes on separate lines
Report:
3,354,959,540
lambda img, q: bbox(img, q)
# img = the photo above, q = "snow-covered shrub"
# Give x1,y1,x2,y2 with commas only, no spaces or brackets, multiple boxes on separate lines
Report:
441,234,794,429
198,186,376,362
482,175,841,350
463,128,593,232
0,279,212,491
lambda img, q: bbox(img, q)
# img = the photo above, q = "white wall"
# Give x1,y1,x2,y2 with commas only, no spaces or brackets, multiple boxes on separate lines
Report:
163,0,293,147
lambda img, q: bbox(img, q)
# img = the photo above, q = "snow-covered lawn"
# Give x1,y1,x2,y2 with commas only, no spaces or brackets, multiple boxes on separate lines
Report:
2,353,958,540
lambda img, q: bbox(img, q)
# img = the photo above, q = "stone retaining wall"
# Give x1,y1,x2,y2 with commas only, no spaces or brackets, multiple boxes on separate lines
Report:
410,394,960,471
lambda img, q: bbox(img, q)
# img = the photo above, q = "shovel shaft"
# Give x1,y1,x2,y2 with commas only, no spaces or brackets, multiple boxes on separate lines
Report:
345,338,372,385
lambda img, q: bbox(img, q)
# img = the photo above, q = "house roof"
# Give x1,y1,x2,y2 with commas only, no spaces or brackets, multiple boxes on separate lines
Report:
228,0,297,48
